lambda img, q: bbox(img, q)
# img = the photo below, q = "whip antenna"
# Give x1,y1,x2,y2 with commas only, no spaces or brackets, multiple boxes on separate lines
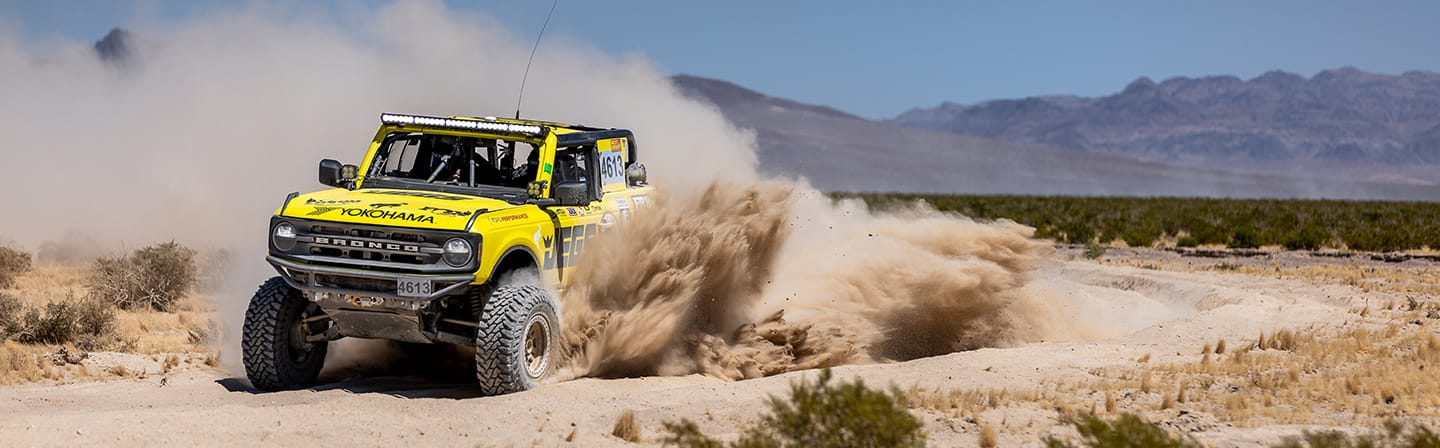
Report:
516,0,559,119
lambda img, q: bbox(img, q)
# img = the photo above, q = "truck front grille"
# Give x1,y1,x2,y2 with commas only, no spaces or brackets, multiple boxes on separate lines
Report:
271,217,479,273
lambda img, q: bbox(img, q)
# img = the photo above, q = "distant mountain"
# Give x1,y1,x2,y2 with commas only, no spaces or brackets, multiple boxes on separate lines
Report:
891,67,1440,174
670,75,1440,200
93,28,133,65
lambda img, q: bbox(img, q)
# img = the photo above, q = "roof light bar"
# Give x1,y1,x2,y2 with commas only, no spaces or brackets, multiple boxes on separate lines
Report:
380,113,545,136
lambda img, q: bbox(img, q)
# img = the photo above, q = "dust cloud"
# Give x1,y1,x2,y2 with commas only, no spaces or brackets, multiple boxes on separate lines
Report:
0,1,753,370
560,182,1050,380
0,1,1065,379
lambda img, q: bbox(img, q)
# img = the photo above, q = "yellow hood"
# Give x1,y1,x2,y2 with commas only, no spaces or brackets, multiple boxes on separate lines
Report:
281,188,518,230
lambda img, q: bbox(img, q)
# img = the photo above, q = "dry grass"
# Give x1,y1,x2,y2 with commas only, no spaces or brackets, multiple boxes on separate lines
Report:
1097,316,1440,427
0,261,217,385
612,409,641,442
902,302,1440,434
978,423,997,447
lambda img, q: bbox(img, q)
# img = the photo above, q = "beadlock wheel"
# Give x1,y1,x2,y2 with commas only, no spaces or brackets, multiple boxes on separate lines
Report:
474,284,559,396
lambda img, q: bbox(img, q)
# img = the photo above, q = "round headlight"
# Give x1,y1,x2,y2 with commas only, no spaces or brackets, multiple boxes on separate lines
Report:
272,222,297,251
442,238,472,267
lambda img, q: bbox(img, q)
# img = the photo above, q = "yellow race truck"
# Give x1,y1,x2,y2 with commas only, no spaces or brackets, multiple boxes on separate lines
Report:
245,113,652,394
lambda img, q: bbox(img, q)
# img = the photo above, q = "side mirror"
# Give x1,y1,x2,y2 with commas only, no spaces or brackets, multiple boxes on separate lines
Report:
319,159,358,189
553,182,589,206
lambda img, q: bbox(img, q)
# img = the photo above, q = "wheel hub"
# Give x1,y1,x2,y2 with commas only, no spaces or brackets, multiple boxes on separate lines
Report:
523,313,552,379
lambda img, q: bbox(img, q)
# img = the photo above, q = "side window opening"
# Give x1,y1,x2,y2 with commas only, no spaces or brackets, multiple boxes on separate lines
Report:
550,144,598,204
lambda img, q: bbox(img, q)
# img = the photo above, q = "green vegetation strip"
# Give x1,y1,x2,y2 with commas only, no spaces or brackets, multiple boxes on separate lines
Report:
838,194,1440,252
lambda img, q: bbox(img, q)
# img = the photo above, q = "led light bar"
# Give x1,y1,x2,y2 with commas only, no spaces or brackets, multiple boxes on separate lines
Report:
380,113,545,136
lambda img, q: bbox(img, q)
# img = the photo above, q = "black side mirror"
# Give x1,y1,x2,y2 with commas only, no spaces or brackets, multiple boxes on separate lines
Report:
553,182,590,206
319,159,357,188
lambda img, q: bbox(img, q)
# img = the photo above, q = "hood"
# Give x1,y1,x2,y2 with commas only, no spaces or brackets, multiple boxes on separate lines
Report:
281,188,518,230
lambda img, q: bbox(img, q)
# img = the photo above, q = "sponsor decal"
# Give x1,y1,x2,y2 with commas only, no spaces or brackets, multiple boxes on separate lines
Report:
632,195,650,208
305,198,360,205
363,190,468,201
565,207,578,217
542,223,598,270
369,202,406,208
306,207,436,224
312,236,421,253
420,206,469,217
307,206,341,217
488,213,530,224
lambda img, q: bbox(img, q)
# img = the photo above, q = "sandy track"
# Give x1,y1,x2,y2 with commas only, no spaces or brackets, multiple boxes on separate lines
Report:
0,257,1396,447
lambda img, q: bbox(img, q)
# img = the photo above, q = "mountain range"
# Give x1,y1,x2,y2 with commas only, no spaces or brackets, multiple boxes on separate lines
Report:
672,71,1440,200
892,68,1440,170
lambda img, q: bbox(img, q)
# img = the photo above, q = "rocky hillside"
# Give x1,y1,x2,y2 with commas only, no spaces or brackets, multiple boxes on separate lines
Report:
670,75,1440,200
892,67,1440,169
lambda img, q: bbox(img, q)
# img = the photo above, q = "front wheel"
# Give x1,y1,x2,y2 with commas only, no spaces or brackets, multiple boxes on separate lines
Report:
475,285,559,395
243,276,328,391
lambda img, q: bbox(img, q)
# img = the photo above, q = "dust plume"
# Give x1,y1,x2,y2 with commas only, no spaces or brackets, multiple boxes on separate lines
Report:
1,1,1060,380
0,1,753,370
560,182,1050,380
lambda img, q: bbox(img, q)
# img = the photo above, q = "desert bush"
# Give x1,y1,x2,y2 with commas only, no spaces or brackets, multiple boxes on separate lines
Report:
1120,225,1160,247
662,368,925,448
1176,236,1199,248
1283,223,1331,251
1084,242,1107,259
15,293,116,350
1342,228,1414,253
614,410,642,442
1271,421,1440,448
839,194,1440,252
0,292,23,341
91,242,196,311
1062,222,1096,245
0,245,33,289
1043,412,1201,448
1229,227,1263,249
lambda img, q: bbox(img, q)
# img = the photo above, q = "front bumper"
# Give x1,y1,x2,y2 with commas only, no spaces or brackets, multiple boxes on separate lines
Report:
268,256,479,344
267,255,475,302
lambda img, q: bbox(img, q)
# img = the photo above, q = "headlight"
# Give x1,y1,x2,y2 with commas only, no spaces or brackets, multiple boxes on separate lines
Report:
272,222,297,251
442,238,472,267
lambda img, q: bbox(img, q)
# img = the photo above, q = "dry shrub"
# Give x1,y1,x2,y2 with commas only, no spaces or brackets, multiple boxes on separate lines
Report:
979,424,998,448
91,242,196,311
613,409,641,442
0,292,22,341
1273,421,1440,448
663,369,925,448
14,293,117,350
0,245,33,289
1259,330,1298,351
1044,412,1201,448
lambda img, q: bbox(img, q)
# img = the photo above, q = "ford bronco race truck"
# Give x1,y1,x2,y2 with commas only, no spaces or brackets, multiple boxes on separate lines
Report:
244,113,652,394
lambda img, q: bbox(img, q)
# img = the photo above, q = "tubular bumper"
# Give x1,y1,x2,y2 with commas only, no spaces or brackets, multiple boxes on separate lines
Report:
266,255,476,301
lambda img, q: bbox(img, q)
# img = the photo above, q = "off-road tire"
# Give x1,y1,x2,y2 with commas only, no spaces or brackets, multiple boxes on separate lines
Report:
243,276,328,391
475,284,558,395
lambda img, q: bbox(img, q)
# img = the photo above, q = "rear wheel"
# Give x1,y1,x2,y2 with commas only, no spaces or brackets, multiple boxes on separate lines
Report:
474,284,558,395
243,277,328,391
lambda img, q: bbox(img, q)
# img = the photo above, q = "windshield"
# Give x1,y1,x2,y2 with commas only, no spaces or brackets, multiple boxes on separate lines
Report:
363,132,539,199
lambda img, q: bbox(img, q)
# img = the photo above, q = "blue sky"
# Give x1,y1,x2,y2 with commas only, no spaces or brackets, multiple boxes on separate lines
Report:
4,0,1439,119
